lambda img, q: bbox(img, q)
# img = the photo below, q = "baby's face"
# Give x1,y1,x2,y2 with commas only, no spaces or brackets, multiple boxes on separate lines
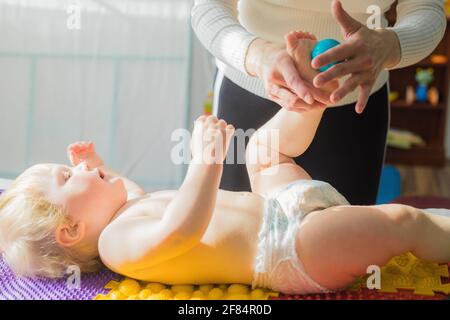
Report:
40,162,127,243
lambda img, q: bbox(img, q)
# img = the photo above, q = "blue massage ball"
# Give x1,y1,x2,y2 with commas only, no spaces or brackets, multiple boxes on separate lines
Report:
311,39,341,72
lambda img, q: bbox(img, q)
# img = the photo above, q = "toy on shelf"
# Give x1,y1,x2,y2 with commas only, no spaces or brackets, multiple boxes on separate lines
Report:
389,91,399,103
430,54,448,65
387,128,425,150
428,87,440,106
203,91,213,115
311,39,342,72
415,68,434,103
405,85,416,105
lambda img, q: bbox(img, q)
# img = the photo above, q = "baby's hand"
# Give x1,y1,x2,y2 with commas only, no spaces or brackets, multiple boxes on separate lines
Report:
67,141,104,169
285,31,338,104
191,115,235,164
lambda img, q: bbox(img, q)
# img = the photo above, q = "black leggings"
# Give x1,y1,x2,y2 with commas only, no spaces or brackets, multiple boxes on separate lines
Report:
215,75,390,205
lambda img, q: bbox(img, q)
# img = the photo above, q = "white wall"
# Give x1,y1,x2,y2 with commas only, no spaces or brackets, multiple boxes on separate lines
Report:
0,0,210,192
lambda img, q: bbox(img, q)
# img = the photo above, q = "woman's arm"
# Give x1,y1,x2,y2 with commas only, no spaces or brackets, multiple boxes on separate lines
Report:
191,0,330,111
387,0,447,69
191,0,258,75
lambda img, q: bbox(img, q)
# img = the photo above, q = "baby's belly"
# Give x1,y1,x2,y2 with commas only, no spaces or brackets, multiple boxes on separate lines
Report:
127,191,266,284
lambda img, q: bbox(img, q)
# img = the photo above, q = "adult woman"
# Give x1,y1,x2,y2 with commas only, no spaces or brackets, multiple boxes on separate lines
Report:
191,0,446,204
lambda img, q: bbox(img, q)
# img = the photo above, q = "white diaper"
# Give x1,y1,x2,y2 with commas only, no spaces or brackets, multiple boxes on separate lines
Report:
252,179,350,295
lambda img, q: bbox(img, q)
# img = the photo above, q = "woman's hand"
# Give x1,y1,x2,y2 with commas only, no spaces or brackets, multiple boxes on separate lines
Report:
67,141,104,169
245,39,332,113
312,0,401,113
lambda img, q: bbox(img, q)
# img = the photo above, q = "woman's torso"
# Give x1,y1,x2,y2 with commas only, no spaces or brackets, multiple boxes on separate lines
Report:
238,0,394,43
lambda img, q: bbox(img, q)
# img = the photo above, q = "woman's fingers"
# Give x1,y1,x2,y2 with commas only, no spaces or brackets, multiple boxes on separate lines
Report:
331,0,364,38
311,41,356,70
269,84,299,110
308,85,333,105
355,83,372,114
269,84,326,112
313,55,372,87
330,72,374,109
277,55,314,104
330,73,362,103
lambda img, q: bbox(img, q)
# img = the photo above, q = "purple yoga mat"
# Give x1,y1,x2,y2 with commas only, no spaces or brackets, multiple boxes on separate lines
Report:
0,188,121,300
0,256,120,300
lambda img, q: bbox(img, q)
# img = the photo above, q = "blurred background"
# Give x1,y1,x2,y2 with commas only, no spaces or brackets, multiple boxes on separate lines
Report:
0,0,450,203
0,0,216,192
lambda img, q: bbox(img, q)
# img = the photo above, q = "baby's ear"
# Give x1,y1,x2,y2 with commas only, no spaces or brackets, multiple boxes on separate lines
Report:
55,221,86,248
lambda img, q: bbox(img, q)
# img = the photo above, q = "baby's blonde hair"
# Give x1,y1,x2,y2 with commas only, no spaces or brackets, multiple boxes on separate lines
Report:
0,164,101,278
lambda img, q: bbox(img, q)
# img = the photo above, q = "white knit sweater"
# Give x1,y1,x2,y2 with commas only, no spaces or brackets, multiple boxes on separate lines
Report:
191,0,447,106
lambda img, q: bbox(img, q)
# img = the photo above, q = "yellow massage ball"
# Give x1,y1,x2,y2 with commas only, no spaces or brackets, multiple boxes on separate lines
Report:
145,283,166,293
226,294,250,300
146,293,169,300
171,285,194,294
159,289,174,299
207,288,224,300
227,284,250,295
191,290,207,299
118,279,141,296
108,290,127,300
174,292,192,300
138,289,152,300
199,284,214,294
250,289,266,300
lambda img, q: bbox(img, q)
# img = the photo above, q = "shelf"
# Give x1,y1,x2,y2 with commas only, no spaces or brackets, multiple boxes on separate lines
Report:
385,12,450,167
386,144,447,167
391,101,445,110
415,60,448,68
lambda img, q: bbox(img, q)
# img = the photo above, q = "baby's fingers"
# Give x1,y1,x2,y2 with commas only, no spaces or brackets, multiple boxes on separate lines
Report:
68,150,81,166
67,141,93,152
67,142,81,152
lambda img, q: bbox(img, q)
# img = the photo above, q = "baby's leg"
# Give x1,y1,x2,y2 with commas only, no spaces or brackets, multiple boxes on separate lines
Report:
245,104,324,196
295,204,450,290
246,32,339,197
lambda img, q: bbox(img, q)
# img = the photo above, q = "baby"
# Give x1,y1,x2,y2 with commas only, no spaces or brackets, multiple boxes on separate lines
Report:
1,33,450,295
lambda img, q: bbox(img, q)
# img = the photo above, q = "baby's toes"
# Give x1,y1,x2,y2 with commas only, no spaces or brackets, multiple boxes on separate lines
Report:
304,32,317,41
293,31,310,40
285,32,300,52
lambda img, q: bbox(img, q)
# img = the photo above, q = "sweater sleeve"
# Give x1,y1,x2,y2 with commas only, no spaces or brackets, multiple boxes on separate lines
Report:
386,0,447,70
191,0,259,75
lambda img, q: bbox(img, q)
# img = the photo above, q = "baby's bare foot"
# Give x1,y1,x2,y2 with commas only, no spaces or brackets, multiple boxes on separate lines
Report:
285,31,338,96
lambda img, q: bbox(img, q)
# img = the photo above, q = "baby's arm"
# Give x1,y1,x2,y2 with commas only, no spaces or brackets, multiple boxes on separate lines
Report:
67,141,145,199
159,116,233,242
99,116,235,272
